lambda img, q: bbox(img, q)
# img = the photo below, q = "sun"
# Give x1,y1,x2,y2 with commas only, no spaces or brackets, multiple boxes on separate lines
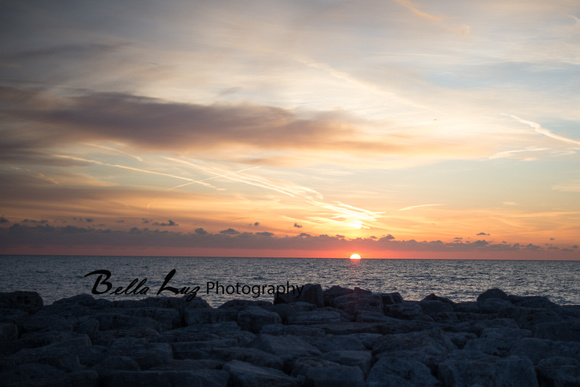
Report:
349,254,361,260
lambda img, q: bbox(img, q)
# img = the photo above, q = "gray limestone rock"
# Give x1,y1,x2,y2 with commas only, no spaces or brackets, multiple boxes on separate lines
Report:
536,356,580,387
274,283,324,308
291,357,365,387
211,347,285,370
224,359,299,387
533,320,580,342
237,306,282,333
477,288,509,302
366,356,441,387
0,322,19,342
260,323,326,336
438,351,538,387
185,307,238,325
321,350,373,375
0,291,43,313
102,369,229,387
249,334,322,363
287,309,342,325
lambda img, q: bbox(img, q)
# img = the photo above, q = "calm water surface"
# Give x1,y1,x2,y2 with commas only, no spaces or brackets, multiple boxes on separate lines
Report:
0,256,578,307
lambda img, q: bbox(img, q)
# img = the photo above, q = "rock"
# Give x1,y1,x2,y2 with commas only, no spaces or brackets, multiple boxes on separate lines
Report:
302,335,366,353
378,292,404,305
287,309,342,325
22,314,74,333
508,338,580,365
453,301,481,313
107,338,173,369
237,307,282,333
274,283,324,308
260,323,325,336
218,299,272,311
423,293,454,304
151,359,224,371
7,341,84,372
158,321,240,343
92,312,160,332
323,285,354,306
322,350,373,375
0,308,29,326
92,356,141,372
463,338,515,357
185,307,238,325
510,296,558,309
480,327,532,340
1,363,98,387
445,331,477,349
311,322,385,335
171,339,237,359
438,351,538,387
211,347,285,370
533,320,580,342
0,322,18,342
343,333,384,349
102,369,229,387
478,298,517,314
499,307,564,330
373,328,457,364
332,292,383,316
291,358,366,387
224,359,299,387
0,291,43,313
366,356,440,387
384,302,433,321
249,334,322,363
536,356,580,386
419,300,454,315
477,288,509,302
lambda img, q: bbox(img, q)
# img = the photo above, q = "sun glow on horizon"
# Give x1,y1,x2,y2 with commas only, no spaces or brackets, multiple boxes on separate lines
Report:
350,254,361,260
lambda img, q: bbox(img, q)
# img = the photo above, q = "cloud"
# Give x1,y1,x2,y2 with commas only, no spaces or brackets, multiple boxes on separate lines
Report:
195,228,208,235
1,223,575,256
293,223,303,228
0,87,501,168
0,217,9,224
504,114,580,148
220,228,240,235
152,220,178,227
477,232,490,236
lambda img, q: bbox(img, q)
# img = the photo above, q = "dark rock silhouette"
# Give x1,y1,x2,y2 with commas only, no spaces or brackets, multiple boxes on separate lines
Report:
1,286,579,386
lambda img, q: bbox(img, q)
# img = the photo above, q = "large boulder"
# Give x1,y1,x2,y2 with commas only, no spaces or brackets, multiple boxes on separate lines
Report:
274,284,324,308
291,357,365,387
0,291,43,313
237,307,282,333
224,360,299,387
249,334,322,363
536,356,580,386
438,351,538,387
477,288,509,302
101,369,229,387
366,356,440,387
322,350,373,375
287,309,342,325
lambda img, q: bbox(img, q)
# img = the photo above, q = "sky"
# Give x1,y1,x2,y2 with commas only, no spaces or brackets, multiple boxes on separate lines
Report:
1,0,579,259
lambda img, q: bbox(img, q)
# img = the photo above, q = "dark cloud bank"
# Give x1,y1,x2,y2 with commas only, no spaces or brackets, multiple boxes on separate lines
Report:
0,223,561,255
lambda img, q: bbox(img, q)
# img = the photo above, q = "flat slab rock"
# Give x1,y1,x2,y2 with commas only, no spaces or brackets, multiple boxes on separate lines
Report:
1,287,578,386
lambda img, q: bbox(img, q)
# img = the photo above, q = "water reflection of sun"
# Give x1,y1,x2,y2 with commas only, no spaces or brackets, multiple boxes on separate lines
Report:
350,254,361,260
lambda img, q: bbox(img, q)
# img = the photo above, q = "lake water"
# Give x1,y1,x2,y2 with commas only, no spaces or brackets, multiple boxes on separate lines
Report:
1,255,578,307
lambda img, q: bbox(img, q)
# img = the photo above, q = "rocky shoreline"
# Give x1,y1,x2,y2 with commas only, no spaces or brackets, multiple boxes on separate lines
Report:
1,285,579,386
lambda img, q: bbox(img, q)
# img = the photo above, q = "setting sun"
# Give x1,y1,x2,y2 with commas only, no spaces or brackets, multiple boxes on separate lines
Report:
350,254,361,260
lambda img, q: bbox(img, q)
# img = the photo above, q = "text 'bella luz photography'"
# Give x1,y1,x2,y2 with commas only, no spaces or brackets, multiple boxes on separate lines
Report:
84,269,305,302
